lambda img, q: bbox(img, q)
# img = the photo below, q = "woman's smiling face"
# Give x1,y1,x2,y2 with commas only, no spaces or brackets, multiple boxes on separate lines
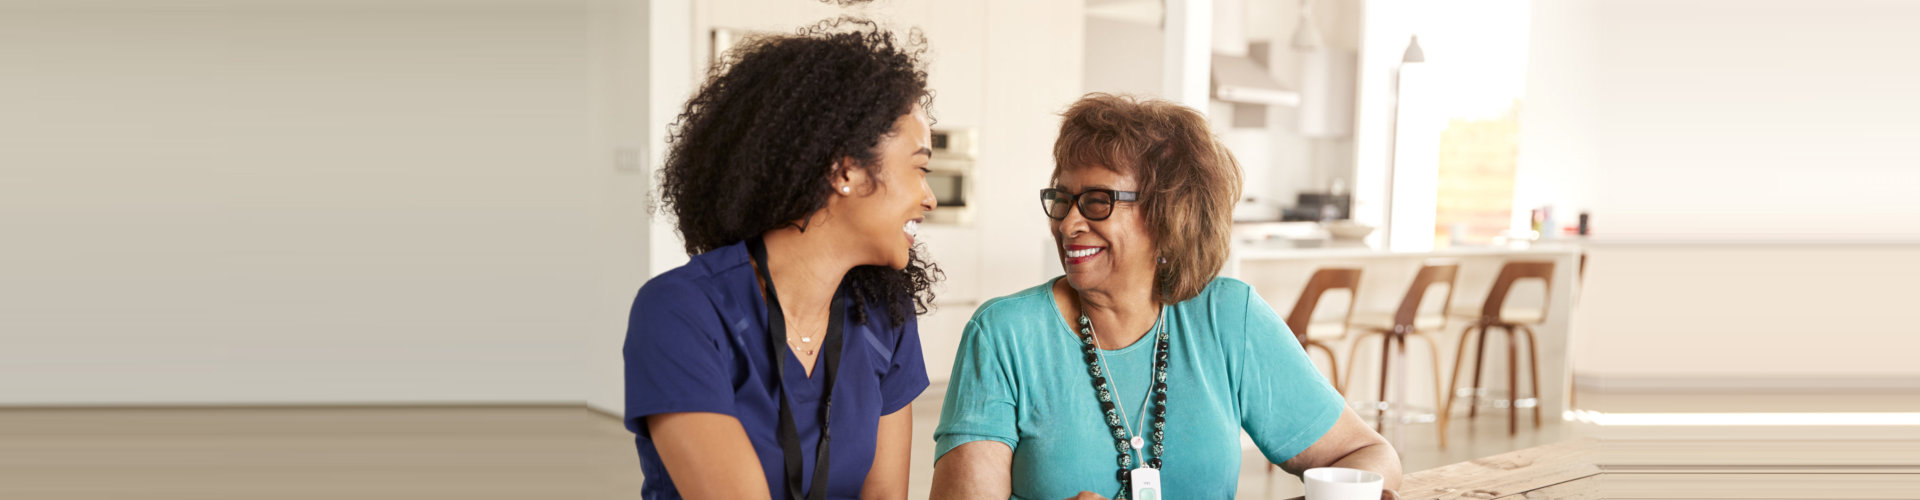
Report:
839,105,937,270
1049,165,1156,296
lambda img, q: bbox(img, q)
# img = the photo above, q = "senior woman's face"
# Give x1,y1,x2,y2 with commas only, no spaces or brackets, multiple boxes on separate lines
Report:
1049,166,1156,295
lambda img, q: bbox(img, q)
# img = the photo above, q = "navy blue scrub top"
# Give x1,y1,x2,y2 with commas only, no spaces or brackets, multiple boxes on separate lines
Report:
624,240,930,500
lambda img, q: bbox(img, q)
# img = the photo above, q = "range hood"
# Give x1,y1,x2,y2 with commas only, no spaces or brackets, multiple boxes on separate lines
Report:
1086,0,1161,25
1211,53,1300,106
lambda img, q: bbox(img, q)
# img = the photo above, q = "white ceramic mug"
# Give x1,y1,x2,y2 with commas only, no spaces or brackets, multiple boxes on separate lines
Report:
1304,467,1384,500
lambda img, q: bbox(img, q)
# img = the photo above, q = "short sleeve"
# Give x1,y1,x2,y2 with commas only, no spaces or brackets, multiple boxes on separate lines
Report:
623,276,735,437
878,312,931,415
1229,281,1345,465
932,314,1020,460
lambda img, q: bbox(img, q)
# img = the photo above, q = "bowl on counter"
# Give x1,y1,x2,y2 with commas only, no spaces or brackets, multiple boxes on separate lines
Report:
1322,221,1375,241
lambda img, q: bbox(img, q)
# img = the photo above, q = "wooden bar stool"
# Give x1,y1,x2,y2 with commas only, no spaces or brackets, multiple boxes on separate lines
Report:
1443,260,1554,436
1346,262,1458,447
1284,267,1362,394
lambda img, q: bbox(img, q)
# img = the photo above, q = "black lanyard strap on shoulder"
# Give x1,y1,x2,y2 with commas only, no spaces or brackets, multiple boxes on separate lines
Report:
747,237,845,500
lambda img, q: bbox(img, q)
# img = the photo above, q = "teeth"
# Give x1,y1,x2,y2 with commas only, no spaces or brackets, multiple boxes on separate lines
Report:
1066,247,1102,258
904,220,919,237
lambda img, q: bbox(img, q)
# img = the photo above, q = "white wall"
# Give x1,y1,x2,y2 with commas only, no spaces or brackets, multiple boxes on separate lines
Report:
1572,243,1920,387
1520,0,1920,388
1521,0,1920,241
585,0,673,416
0,0,633,405
1510,0,1599,234
1083,17,1163,98
1349,0,1422,248
0,0,1090,407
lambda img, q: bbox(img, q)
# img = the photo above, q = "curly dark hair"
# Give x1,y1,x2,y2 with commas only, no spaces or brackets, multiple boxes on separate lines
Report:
657,18,940,328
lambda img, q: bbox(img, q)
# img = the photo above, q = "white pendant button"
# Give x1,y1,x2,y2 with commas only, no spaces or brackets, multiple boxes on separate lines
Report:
802,337,812,343
1130,436,1144,450
1130,467,1161,500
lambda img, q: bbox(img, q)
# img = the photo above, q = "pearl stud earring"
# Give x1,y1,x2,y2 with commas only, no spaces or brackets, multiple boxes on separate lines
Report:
840,186,851,194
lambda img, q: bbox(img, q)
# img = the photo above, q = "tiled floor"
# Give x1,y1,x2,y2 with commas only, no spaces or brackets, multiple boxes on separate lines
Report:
0,405,646,500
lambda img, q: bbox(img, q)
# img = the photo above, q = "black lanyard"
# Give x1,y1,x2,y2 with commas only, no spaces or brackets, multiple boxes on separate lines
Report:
747,237,845,500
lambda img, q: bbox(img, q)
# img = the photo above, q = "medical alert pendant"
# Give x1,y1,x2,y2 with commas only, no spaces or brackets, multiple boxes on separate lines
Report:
1130,467,1161,500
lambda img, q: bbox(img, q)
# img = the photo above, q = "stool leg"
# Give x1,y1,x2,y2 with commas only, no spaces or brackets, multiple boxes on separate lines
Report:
1520,324,1544,428
1505,325,1518,436
1323,342,1344,395
1310,341,1343,395
1470,324,1490,418
1377,333,1394,434
1344,332,1372,404
1413,331,1448,449
1444,324,1478,420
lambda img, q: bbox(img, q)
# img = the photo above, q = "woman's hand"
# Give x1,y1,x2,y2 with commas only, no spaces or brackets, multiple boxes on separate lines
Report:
1062,492,1108,500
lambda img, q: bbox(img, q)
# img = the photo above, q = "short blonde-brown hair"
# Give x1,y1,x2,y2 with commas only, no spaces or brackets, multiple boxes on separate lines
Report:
1052,93,1243,304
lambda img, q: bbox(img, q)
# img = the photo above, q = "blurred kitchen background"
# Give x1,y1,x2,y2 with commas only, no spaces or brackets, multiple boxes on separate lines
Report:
4,0,1919,498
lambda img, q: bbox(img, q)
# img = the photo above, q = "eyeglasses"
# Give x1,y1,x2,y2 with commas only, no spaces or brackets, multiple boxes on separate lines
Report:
1039,188,1139,221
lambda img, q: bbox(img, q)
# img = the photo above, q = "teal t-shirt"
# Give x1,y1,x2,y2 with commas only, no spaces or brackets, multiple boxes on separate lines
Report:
934,277,1344,499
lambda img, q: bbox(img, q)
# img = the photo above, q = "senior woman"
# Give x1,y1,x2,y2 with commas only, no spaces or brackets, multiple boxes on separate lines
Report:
930,94,1401,500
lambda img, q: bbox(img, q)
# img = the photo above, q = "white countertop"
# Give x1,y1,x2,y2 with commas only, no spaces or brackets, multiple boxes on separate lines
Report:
1230,242,1585,261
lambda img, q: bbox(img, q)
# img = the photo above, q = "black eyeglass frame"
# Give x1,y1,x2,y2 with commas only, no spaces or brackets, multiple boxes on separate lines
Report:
1038,188,1139,221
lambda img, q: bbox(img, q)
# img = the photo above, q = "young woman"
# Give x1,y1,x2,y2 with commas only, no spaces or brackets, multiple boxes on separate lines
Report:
624,20,941,500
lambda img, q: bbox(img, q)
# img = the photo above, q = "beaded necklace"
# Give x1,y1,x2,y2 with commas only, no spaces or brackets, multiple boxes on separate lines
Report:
1077,309,1169,500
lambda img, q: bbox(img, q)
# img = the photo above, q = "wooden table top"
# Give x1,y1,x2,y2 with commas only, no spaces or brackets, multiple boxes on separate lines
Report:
1398,439,1598,499
1392,434,1920,500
